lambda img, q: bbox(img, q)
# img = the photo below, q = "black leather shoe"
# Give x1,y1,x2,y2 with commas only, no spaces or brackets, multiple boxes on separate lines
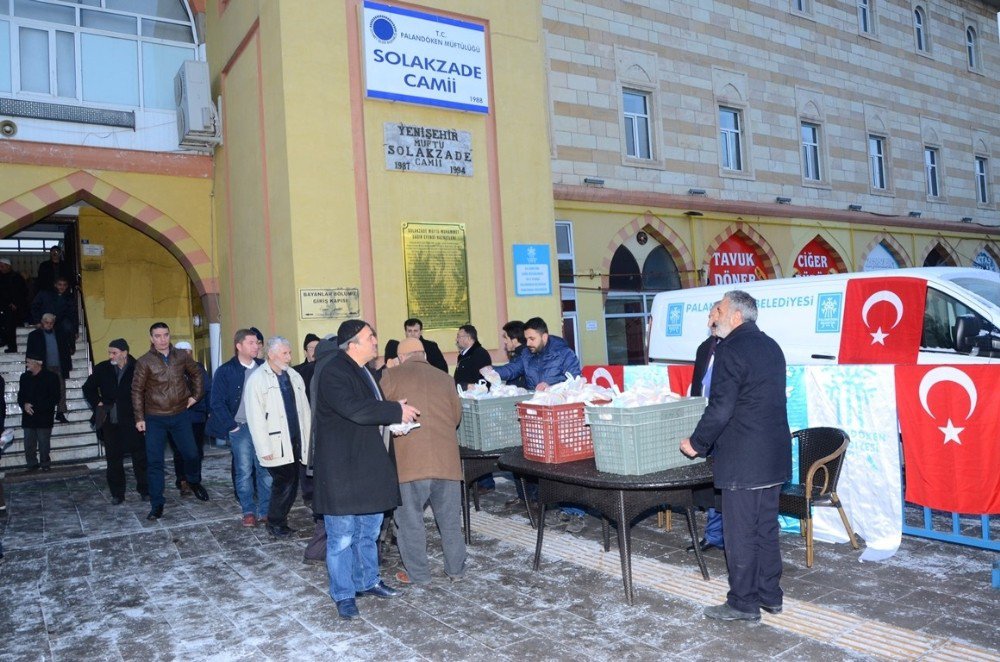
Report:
146,506,163,520
336,598,360,619
760,604,783,615
268,525,294,538
139,493,150,502
189,482,209,501
356,581,399,599
686,538,724,553
3,348,18,354
111,496,125,505
55,413,68,424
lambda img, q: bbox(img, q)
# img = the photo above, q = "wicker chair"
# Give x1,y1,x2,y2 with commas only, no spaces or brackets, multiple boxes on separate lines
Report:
778,427,859,567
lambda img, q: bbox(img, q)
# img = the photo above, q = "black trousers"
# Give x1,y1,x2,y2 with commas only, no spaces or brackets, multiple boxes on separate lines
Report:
172,422,206,488
103,421,148,499
721,485,783,614
266,461,300,528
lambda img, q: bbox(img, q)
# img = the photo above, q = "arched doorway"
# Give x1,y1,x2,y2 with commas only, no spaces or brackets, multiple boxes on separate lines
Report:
605,233,683,365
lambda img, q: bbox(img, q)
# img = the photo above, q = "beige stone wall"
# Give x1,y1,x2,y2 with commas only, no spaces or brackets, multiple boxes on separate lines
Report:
544,0,1000,224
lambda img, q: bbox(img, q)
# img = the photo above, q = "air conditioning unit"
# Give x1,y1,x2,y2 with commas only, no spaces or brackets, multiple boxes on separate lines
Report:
176,60,221,151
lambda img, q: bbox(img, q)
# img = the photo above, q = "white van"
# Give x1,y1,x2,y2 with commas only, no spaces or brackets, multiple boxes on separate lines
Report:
648,267,1000,365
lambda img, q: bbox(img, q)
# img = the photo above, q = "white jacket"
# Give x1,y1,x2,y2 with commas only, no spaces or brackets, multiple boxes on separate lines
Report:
244,361,312,468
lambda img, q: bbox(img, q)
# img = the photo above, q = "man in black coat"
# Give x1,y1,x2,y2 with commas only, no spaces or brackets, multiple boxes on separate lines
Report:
26,313,73,423
35,246,72,294
83,338,148,504
0,258,28,353
18,353,61,471
453,324,492,389
681,290,791,622
311,319,419,620
383,318,448,373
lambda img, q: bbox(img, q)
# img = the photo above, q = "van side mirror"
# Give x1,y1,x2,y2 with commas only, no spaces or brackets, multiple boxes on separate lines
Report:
953,315,981,353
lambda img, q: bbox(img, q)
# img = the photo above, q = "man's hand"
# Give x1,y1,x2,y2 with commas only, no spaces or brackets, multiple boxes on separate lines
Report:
136,421,146,432
479,366,496,377
24,403,34,416
385,357,400,369
536,382,549,392
186,397,197,409
679,438,698,458
262,454,273,461
399,399,420,424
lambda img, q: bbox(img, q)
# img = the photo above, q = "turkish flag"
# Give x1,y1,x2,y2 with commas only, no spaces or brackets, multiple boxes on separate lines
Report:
839,277,926,364
668,364,694,396
895,365,1000,514
583,365,624,391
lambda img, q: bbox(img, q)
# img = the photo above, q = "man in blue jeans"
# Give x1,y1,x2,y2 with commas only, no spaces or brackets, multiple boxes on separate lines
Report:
131,322,208,520
207,329,269,527
311,319,420,620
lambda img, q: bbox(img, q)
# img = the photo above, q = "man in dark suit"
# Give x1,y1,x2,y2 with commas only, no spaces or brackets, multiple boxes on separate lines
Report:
383,318,448,373
311,319,419,620
453,324,492,389
26,313,73,423
681,290,791,622
0,258,29,353
83,338,148,504
688,301,724,553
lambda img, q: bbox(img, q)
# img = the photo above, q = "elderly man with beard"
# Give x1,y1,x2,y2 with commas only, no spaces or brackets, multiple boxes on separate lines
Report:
245,336,311,538
311,319,419,620
681,290,791,622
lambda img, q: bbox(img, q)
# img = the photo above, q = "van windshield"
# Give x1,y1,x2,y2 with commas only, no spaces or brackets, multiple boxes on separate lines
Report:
950,277,1000,309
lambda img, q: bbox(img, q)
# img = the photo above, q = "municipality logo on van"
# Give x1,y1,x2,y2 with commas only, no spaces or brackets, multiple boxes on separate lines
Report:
665,303,684,336
815,292,842,333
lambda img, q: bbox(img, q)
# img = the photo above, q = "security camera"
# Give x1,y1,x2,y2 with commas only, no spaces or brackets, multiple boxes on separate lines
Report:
0,120,16,138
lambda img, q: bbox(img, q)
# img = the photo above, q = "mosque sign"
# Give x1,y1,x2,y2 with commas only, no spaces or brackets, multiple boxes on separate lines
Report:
363,1,489,114
384,123,473,176
299,288,360,320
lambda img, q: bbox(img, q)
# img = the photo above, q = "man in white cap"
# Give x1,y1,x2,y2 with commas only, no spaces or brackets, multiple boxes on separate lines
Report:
169,341,210,496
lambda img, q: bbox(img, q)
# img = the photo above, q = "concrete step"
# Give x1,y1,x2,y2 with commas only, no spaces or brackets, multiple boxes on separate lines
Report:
0,353,90,369
13,324,85,338
1,368,91,383
1,437,102,471
5,408,92,428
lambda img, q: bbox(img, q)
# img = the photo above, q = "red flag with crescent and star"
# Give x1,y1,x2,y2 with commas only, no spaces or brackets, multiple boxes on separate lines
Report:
895,365,1000,514
838,277,926,364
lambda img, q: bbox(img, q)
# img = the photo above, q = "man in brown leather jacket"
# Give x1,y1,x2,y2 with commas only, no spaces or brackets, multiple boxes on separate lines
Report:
131,322,208,520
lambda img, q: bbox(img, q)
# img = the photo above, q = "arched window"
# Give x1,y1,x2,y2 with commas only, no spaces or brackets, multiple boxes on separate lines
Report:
913,7,926,52
923,246,955,267
641,245,680,291
966,26,978,69
609,245,641,291
0,0,197,108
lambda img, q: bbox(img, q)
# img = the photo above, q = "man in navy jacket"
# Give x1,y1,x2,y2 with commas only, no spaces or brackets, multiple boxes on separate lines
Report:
206,329,268,526
681,290,791,622
487,317,580,391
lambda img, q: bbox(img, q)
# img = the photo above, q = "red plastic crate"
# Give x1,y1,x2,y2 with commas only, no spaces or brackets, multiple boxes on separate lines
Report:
517,402,594,463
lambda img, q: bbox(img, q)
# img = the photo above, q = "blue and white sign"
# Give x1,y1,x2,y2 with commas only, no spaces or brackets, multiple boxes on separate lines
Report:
665,303,684,336
815,292,842,333
973,250,998,272
513,244,551,297
363,2,489,114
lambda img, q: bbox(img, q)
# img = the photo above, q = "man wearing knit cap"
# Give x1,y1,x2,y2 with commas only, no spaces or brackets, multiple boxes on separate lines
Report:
18,352,60,471
83,338,148,503
380,337,466,585
310,319,420,620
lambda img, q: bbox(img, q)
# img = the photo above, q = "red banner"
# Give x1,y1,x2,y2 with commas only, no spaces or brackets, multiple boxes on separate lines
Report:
793,238,842,276
838,277,926,364
708,235,767,285
896,365,1000,514
583,365,624,391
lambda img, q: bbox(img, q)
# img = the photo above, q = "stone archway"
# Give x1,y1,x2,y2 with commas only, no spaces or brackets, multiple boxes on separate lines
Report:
0,170,219,321
600,211,697,291
918,238,959,267
860,233,911,270
703,220,783,284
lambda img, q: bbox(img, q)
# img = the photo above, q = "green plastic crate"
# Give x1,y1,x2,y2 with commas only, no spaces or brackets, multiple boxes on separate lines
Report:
457,394,531,451
586,397,708,475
